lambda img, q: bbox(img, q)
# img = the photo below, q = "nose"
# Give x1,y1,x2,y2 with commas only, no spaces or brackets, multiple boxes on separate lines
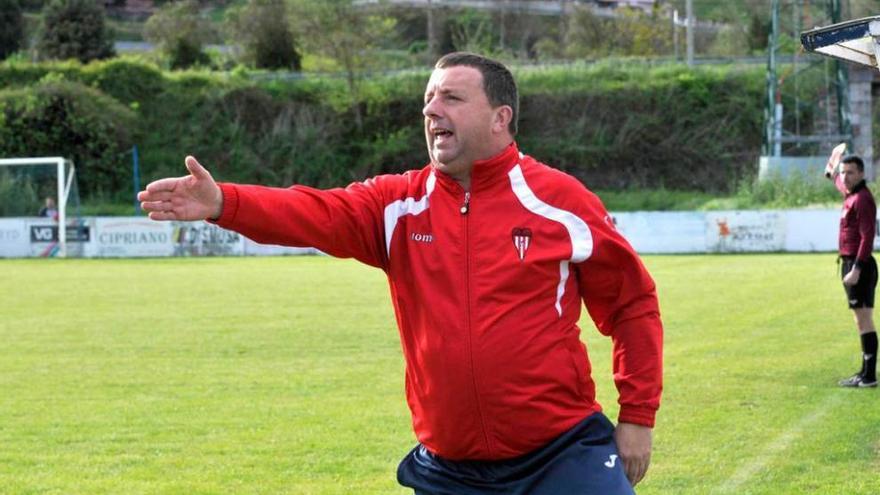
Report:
423,96,441,120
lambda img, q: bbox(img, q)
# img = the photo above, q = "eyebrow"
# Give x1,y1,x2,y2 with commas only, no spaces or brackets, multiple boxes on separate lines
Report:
425,87,463,99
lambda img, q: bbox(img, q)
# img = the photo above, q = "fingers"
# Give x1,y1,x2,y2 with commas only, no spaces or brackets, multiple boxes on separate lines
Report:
620,451,649,486
140,199,170,212
185,156,212,180
143,177,184,195
137,190,176,203
826,143,847,176
614,422,652,487
147,210,179,221
140,199,180,222
139,156,210,200
622,456,649,486
139,155,218,222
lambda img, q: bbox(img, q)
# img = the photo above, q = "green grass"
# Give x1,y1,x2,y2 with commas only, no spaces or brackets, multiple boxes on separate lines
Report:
596,175,852,212
1,255,878,494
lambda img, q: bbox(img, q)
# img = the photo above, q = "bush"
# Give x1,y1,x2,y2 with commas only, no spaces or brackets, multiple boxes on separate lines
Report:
226,0,302,71
144,0,212,70
731,172,840,209
0,79,138,199
37,0,115,62
516,63,766,191
0,58,777,201
82,58,165,105
0,0,25,61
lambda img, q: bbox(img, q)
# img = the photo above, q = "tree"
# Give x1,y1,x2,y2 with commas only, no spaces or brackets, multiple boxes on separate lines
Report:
144,0,211,70
448,8,497,55
0,0,24,61
563,5,671,59
37,0,115,62
289,0,397,130
226,0,301,70
747,12,769,54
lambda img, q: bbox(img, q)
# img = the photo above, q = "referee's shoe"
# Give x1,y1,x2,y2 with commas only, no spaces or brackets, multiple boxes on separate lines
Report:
838,374,878,388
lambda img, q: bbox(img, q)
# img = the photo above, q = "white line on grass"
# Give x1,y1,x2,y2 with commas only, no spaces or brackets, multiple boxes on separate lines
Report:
713,393,844,494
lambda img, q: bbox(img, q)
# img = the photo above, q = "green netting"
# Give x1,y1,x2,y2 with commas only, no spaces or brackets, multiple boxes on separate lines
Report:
0,160,81,219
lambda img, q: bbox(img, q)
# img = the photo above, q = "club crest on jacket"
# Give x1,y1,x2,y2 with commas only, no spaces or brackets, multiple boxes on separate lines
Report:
511,227,532,261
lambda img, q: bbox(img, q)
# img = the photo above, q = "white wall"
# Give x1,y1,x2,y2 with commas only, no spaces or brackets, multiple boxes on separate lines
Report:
0,210,865,258
613,209,848,254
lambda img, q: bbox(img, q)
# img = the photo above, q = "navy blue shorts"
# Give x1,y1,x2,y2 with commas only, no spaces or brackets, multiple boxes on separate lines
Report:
397,412,635,495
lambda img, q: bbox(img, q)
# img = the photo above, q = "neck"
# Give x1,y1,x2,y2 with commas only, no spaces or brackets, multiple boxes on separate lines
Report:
848,179,866,194
440,140,514,191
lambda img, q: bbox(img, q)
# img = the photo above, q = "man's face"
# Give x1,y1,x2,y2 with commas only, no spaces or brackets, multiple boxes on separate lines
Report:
841,162,864,192
423,66,501,183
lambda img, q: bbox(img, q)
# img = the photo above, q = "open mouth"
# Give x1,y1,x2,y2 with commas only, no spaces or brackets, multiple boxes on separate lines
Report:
432,128,453,142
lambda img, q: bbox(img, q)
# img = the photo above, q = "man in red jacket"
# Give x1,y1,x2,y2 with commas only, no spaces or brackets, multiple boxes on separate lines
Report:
826,151,878,388
139,52,663,493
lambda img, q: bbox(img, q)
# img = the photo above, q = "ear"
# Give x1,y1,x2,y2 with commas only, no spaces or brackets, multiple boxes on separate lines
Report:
491,105,513,135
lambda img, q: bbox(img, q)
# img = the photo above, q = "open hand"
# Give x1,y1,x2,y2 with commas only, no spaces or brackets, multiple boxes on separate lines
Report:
824,142,847,178
137,156,223,221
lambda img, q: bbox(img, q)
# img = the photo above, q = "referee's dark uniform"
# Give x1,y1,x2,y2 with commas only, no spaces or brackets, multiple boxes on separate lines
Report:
833,155,878,388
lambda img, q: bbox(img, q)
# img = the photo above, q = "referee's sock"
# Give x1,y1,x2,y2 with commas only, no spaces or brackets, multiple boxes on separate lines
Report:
860,331,878,382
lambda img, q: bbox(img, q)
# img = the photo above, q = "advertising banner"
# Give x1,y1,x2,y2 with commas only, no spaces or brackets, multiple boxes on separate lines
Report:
0,218,30,258
705,211,786,252
171,221,244,256
242,238,321,256
26,218,92,257
2,211,874,257
93,217,175,257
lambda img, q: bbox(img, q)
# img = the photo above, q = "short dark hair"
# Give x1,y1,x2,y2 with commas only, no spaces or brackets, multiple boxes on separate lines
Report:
842,154,865,173
435,52,519,135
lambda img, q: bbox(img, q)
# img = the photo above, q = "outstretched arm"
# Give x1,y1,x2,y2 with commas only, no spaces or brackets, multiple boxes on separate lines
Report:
137,156,223,221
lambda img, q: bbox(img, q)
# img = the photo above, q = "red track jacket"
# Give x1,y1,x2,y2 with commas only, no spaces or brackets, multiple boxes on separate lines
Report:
213,142,663,460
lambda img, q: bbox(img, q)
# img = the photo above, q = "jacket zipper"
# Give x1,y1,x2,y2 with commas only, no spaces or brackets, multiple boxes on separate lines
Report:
461,188,491,455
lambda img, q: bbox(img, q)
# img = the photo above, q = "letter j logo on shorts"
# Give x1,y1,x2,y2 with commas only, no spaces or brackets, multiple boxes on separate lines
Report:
511,227,532,261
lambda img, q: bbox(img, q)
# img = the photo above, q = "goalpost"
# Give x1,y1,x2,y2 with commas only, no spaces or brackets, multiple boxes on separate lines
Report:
0,157,78,257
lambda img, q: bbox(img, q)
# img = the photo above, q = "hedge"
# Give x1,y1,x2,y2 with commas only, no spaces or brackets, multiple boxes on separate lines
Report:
0,57,775,201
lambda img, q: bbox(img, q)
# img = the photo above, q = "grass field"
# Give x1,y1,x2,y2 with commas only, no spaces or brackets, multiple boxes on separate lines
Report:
1,254,879,494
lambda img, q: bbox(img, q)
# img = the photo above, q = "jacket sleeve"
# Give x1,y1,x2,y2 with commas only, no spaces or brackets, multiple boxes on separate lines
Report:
856,194,876,265
572,192,663,428
211,177,393,270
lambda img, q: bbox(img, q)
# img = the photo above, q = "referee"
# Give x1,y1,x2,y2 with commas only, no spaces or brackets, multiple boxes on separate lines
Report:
826,152,878,388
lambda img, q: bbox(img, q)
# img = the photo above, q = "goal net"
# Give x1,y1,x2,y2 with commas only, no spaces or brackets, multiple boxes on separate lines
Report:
0,157,83,257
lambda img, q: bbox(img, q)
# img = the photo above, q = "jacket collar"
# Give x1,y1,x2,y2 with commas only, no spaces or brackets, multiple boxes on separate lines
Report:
433,142,520,192
847,179,867,196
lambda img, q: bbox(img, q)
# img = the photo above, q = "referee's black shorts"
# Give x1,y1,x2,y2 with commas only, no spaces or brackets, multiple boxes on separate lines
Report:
841,255,878,309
